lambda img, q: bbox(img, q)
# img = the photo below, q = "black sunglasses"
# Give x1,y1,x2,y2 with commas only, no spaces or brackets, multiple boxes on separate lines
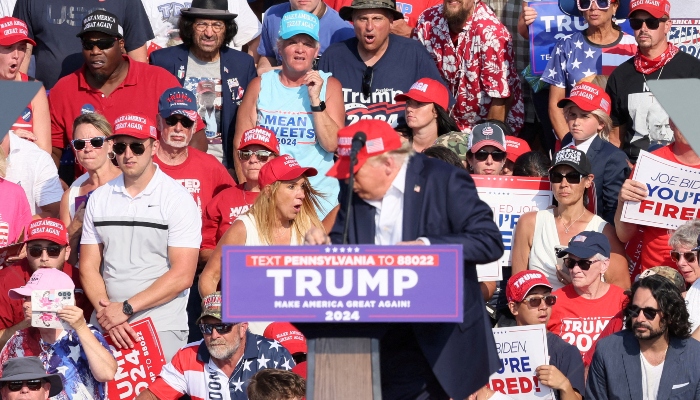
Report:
625,304,661,320
71,136,106,151
27,244,64,258
81,37,117,51
165,115,195,129
113,141,147,156
549,171,584,184
671,250,697,263
629,17,669,30
576,0,611,11
473,150,507,162
521,294,557,308
5,380,44,392
563,257,599,270
199,323,235,335
239,150,273,162
362,66,374,98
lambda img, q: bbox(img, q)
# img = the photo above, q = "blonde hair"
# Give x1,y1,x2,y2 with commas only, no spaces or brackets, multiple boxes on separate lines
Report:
0,146,6,178
249,176,325,244
564,104,613,142
72,113,113,137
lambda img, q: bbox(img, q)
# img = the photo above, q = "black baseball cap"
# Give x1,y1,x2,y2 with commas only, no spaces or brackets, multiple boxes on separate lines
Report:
77,10,124,38
551,147,591,176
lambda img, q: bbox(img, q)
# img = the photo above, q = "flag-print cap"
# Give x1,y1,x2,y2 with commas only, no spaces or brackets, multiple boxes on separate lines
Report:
394,78,449,110
327,119,402,180
0,17,35,46
551,147,591,176
506,270,552,303
197,292,222,323
158,87,198,121
558,231,611,259
113,113,157,140
468,122,507,153
629,0,670,18
240,126,280,154
26,218,68,246
258,155,317,189
557,82,611,115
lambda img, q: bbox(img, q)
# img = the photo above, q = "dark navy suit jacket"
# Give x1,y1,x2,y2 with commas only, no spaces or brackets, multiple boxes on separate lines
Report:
562,134,630,225
150,44,257,169
586,330,700,399
300,154,503,399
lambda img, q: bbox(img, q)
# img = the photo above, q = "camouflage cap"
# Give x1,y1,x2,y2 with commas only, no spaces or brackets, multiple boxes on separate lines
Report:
197,292,222,324
434,131,469,162
638,266,685,292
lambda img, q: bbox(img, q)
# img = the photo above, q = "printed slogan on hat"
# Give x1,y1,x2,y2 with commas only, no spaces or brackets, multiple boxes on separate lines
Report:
621,150,700,229
488,325,554,399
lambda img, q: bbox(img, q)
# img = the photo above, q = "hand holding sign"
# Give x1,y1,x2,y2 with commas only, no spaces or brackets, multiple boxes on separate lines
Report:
522,1,538,27
619,179,648,203
536,365,572,393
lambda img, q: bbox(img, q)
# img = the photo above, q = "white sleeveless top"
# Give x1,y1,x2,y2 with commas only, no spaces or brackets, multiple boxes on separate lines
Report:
68,173,90,219
686,279,700,334
528,209,608,290
237,214,300,246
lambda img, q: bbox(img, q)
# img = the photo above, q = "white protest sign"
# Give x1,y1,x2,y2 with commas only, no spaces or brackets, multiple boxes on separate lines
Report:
621,151,700,229
489,325,554,399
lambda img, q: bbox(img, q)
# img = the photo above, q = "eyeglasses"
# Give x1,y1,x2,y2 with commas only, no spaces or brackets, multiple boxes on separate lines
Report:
521,294,557,308
472,150,507,162
563,257,599,270
81,38,117,51
549,171,584,184
194,22,225,33
5,380,44,392
671,250,697,263
27,245,64,258
576,0,612,11
625,304,661,320
165,116,195,129
629,17,669,30
71,136,106,151
112,141,147,156
362,66,374,98
199,323,235,335
239,150,273,162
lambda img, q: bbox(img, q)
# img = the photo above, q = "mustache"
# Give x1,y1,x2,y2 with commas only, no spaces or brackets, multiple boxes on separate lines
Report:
632,321,652,330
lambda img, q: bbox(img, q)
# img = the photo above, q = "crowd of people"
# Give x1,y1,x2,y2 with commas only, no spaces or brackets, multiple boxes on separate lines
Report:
0,0,699,398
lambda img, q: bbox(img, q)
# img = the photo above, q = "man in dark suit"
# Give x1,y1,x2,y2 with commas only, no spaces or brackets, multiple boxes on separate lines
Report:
304,119,503,400
586,274,700,399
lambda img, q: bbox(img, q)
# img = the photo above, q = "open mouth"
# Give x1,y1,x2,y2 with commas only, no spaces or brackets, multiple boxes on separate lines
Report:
364,34,376,44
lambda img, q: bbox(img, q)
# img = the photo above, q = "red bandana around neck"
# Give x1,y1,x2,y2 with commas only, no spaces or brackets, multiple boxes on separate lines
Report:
634,42,679,75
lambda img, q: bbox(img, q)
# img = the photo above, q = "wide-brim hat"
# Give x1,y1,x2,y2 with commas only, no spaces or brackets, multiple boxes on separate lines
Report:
339,0,403,21
558,0,630,19
0,357,63,397
181,0,237,20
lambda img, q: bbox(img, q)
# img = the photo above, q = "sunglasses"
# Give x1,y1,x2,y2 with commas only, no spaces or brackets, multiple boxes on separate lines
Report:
27,245,64,258
193,21,225,33
625,304,661,320
81,37,117,51
629,17,669,30
199,323,235,335
549,171,584,184
362,66,374,98
671,250,697,263
5,380,44,392
165,116,195,129
521,294,557,308
71,136,106,151
563,257,599,270
576,0,611,11
113,141,147,156
239,150,273,162
473,150,507,162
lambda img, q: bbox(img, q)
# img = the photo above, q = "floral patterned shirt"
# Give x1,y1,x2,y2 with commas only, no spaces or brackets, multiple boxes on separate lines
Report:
414,2,524,134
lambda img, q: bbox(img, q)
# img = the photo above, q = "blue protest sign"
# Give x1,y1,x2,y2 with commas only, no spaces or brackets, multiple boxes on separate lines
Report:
221,245,464,323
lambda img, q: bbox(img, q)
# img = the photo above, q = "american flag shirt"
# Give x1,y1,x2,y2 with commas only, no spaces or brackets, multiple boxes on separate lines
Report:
542,30,637,91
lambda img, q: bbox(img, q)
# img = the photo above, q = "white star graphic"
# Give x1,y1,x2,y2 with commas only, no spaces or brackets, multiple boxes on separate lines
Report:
274,360,279,368
340,247,346,253
346,247,353,253
574,40,583,49
555,47,561,55
582,68,595,77
269,340,282,351
584,48,596,58
547,68,557,79
232,377,244,392
56,365,69,375
354,247,360,253
571,59,582,69
243,359,253,371
560,61,566,70
562,34,573,40
281,357,293,370
325,247,331,253
68,345,81,362
332,247,338,253
257,354,270,368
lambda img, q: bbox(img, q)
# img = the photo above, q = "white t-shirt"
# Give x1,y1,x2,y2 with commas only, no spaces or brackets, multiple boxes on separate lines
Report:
641,354,664,400
0,0,15,17
685,278,700,334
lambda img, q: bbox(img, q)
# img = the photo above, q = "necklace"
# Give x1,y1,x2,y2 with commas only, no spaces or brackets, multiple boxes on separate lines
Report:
558,209,586,234
642,65,665,87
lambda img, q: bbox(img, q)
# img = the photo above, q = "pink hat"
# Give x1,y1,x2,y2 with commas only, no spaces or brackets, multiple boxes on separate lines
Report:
0,17,36,47
258,155,317,189
9,269,74,300
557,82,611,115
113,113,157,140
240,127,280,154
263,322,307,355
394,78,449,110
26,218,68,246
629,0,670,18
505,136,531,163
506,270,552,303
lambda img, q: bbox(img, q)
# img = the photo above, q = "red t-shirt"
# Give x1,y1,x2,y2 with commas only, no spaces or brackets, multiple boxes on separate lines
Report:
326,0,440,28
582,308,626,366
547,284,627,360
201,184,260,250
154,149,234,217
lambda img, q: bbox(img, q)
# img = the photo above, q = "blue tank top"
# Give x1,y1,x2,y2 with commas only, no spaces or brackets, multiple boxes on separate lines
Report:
257,70,339,218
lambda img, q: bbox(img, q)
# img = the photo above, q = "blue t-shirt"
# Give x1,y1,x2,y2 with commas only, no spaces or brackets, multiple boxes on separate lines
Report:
257,3,355,63
547,332,585,399
318,34,448,127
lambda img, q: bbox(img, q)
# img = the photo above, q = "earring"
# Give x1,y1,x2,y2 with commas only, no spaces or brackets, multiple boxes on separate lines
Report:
108,151,116,160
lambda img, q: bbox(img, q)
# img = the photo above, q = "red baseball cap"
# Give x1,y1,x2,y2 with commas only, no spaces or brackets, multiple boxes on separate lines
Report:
263,322,307,355
394,78,449,110
240,127,280,154
291,361,307,379
26,218,68,246
0,17,36,47
113,113,157,140
258,154,317,189
557,82,611,115
506,270,552,303
327,120,402,180
629,0,670,18
505,136,531,163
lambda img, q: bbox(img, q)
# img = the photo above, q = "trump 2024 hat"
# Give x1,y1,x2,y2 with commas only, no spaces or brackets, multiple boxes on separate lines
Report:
159,88,198,122
259,154,317,189
26,218,68,246
327,119,402,180
77,10,123,38
9,268,75,300
0,17,36,46
240,126,280,154
394,78,449,110
113,113,157,140
558,231,611,259
506,270,552,303
279,10,320,42
557,82,611,116
551,147,592,176
629,0,670,18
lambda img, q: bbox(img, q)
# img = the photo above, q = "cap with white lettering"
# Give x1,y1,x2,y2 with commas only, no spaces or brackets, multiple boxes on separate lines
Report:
77,10,124,38
551,147,591,176
0,17,35,47
240,126,280,154
113,113,157,140
394,78,449,110
506,270,552,303
557,82,611,115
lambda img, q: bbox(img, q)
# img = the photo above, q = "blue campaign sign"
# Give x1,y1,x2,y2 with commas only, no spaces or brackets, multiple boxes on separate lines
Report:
220,245,464,323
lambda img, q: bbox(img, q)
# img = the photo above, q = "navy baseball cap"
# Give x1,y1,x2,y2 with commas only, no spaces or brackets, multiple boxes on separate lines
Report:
558,231,611,259
158,88,198,122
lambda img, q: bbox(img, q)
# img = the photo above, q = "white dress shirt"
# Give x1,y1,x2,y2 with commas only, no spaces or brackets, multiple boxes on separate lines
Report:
363,161,407,245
